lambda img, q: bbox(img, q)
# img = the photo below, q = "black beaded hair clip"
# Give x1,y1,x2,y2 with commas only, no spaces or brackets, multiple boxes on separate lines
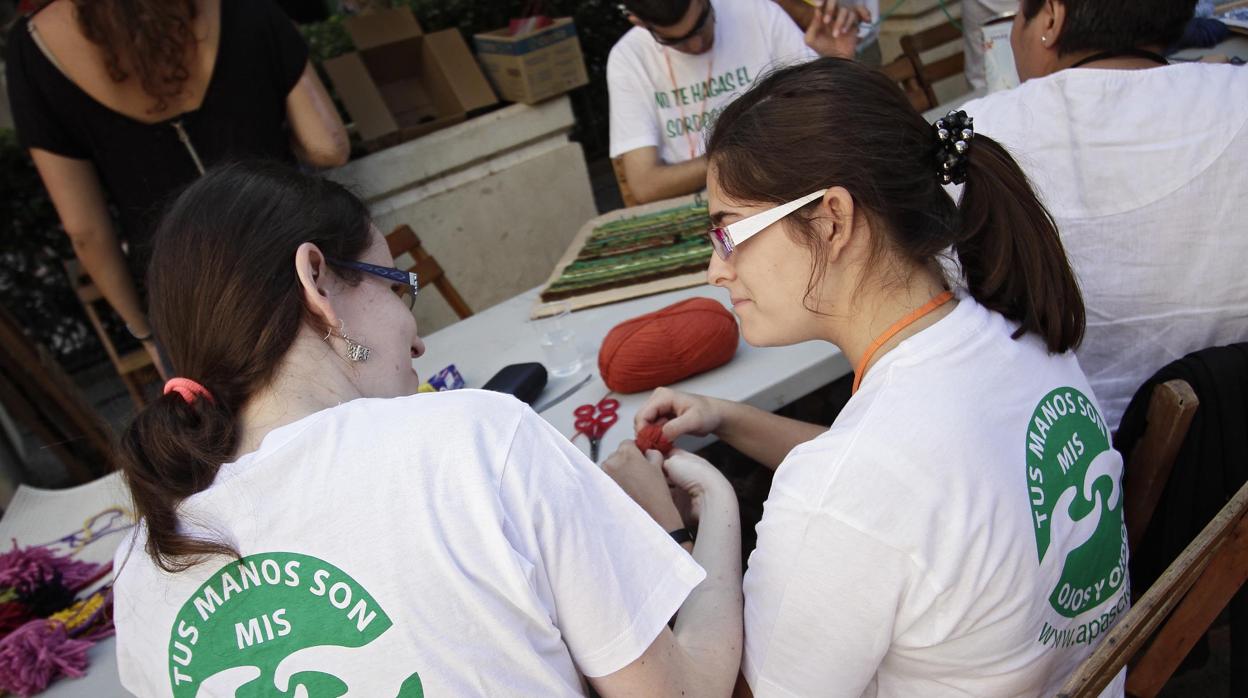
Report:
933,110,974,185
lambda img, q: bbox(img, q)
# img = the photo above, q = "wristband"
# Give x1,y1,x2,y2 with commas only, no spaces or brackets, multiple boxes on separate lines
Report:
669,527,694,546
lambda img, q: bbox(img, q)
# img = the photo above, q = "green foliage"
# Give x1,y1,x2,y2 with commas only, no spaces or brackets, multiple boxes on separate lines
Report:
301,0,631,156
0,129,105,371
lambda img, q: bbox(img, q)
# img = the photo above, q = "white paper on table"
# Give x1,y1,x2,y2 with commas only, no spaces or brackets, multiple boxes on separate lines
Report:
0,472,135,591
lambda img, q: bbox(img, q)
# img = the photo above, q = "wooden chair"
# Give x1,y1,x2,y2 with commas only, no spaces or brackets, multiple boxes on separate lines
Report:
385,225,474,320
611,157,640,208
62,260,160,408
899,20,967,110
1060,378,1247,697
879,54,933,112
1057,478,1248,698
1122,380,1200,553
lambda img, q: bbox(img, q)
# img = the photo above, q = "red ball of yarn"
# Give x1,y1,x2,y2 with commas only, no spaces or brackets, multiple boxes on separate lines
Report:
636,423,675,456
599,297,739,394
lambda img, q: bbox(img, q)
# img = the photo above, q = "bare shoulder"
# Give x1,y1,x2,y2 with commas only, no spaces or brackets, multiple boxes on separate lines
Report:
28,0,76,36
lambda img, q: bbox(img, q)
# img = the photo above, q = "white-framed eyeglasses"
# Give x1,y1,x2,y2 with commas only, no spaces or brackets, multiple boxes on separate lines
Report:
707,189,828,260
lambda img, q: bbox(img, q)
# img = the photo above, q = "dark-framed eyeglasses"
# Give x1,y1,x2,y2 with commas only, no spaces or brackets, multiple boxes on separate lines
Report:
648,0,713,47
326,257,419,309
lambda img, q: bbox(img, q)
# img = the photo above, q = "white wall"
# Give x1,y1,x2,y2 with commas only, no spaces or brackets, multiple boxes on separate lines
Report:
328,97,597,335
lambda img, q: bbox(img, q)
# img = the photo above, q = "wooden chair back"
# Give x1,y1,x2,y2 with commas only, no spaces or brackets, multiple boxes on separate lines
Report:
611,157,640,208
385,225,474,320
1057,479,1248,698
1122,380,1200,553
899,20,967,109
0,304,115,484
878,55,933,112
62,260,159,408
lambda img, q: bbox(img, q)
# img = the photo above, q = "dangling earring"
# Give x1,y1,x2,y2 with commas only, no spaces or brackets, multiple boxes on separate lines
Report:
344,335,371,362
325,319,371,362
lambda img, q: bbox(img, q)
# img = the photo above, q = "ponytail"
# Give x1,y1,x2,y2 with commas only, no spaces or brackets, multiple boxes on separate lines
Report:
120,389,242,572
118,162,373,572
955,136,1085,353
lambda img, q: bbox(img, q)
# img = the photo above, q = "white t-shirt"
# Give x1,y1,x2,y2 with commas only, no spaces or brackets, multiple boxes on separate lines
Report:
743,297,1129,697
113,390,705,697
962,64,1248,429
607,0,815,163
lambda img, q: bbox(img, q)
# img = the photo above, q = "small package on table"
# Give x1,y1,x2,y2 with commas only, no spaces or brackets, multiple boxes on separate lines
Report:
473,18,590,105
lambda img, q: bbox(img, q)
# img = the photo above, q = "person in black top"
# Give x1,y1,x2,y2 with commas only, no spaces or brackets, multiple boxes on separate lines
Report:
5,0,349,373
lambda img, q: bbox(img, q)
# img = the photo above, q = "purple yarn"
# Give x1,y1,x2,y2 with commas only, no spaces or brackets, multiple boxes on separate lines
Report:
0,541,104,595
0,620,92,696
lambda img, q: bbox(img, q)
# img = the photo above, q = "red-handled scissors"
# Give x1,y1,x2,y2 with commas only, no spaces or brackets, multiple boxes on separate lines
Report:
574,397,620,462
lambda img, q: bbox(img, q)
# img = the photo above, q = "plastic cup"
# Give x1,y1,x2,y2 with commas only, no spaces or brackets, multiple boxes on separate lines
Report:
533,302,583,378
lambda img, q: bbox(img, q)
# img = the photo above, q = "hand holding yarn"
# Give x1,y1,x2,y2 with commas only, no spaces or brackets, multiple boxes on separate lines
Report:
635,422,675,457
602,441,684,532
635,387,724,444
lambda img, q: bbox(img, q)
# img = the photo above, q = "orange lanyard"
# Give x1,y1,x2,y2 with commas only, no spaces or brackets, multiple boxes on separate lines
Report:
851,291,955,394
663,49,714,160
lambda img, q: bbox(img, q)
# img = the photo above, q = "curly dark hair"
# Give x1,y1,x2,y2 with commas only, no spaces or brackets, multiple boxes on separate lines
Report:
72,0,198,113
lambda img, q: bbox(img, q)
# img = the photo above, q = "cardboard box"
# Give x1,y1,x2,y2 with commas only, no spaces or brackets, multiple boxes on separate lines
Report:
323,8,498,144
473,18,590,105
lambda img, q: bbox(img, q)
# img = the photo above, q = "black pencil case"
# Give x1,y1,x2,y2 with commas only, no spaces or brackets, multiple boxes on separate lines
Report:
482,362,548,405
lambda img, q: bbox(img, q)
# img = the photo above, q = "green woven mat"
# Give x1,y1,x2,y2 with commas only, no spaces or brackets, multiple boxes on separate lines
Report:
542,200,712,301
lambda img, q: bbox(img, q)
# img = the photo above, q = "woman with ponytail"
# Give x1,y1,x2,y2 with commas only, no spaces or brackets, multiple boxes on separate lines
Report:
604,57,1128,697
111,162,743,697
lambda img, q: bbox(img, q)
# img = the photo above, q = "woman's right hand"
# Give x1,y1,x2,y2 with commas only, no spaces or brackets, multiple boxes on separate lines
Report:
635,387,724,441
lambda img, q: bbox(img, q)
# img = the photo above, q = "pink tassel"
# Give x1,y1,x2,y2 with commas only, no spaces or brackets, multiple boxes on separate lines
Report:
0,541,104,595
0,620,93,696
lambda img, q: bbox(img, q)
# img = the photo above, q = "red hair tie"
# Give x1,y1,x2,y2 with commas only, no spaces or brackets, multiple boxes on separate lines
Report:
163,378,214,405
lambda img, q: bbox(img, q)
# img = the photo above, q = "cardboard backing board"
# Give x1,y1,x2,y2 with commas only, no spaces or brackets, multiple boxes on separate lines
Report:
531,193,709,319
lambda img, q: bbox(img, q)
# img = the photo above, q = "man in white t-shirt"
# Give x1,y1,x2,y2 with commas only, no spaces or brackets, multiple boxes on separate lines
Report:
608,0,869,203
961,0,1248,429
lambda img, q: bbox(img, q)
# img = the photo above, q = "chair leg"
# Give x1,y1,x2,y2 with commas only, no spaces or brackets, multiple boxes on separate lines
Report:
434,278,474,319
1125,510,1248,697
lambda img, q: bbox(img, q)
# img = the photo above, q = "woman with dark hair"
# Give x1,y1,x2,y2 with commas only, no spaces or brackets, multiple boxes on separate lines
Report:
958,0,1248,430
110,162,743,697
605,58,1128,696
5,0,349,372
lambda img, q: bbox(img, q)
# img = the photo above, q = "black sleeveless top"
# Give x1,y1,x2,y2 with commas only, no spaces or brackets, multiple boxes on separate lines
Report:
5,0,309,263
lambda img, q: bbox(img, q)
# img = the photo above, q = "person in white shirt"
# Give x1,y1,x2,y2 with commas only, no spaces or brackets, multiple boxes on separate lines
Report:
608,0,870,204
603,58,1129,697
111,161,744,697
960,0,1247,430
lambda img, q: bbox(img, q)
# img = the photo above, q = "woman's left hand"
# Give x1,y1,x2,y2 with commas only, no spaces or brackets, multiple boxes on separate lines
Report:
603,440,684,532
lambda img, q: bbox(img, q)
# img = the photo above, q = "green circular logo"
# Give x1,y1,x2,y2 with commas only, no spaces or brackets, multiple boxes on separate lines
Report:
167,552,423,696
1024,388,1128,619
